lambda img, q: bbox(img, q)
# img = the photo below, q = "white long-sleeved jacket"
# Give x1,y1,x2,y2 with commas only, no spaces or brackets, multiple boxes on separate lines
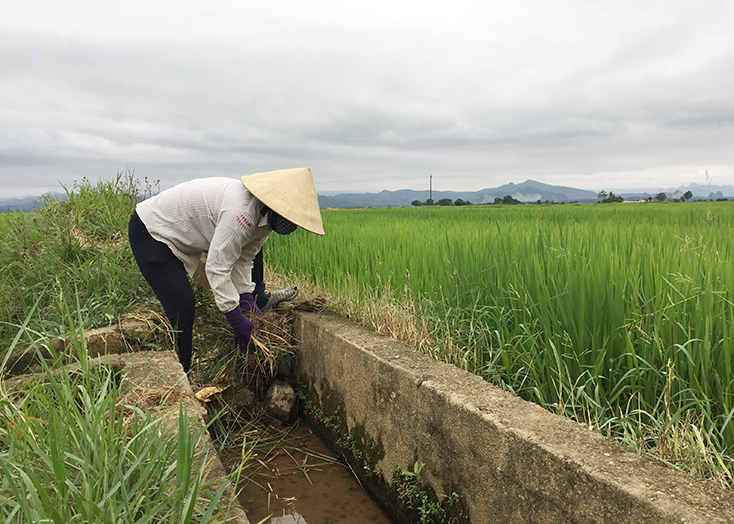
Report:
135,177,271,313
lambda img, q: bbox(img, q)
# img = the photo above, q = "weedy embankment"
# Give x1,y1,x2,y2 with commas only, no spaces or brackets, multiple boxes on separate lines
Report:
0,174,260,522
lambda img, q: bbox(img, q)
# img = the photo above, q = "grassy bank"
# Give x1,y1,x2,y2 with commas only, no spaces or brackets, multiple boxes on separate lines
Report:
0,175,236,522
0,175,152,349
1,332,230,523
267,202,734,487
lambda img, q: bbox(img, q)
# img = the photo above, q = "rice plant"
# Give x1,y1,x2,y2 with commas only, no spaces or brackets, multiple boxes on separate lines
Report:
267,202,734,485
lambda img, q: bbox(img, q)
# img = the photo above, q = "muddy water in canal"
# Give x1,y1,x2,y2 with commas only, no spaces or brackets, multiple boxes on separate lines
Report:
226,423,394,524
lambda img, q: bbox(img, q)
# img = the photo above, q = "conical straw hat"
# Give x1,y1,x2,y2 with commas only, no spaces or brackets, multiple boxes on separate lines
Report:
241,167,325,235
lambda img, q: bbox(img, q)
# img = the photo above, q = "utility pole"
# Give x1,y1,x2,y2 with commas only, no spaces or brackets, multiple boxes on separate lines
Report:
429,174,432,203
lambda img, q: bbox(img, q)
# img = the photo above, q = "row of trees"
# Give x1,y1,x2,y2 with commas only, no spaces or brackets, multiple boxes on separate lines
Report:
597,190,694,203
493,195,523,205
411,198,473,206
597,190,624,203
412,196,570,206
411,189,715,207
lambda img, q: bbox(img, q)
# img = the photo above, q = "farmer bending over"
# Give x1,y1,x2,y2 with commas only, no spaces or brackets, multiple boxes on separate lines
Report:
127,167,324,373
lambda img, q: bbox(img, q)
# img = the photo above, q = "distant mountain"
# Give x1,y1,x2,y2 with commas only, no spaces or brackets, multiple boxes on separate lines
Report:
669,183,734,200
0,194,61,212
318,179,734,208
614,183,734,202
318,180,600,208
4,181,732,211
484,180,599,204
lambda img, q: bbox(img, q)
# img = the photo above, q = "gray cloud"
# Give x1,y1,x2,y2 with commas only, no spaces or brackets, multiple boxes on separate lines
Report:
1,1,733,197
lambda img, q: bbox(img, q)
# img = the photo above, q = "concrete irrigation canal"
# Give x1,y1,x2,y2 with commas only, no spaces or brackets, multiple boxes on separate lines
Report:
5,310,734,523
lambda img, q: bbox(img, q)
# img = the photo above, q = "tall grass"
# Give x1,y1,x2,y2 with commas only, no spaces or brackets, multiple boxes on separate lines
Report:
267,202,734,485
0,173,153,350
1,174,241,522
0,301,230,523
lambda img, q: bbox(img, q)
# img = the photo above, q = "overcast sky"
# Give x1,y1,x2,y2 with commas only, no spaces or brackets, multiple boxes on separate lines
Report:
2,1,733,198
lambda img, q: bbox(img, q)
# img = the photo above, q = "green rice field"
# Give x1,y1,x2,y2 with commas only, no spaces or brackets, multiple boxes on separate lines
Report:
268,201,734,484
2,176,733,488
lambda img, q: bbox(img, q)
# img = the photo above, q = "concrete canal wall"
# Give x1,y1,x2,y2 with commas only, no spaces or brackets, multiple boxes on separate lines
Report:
293,310,734,524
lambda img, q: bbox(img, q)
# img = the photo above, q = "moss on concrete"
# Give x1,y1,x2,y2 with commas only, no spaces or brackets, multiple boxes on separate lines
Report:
297,378,468,524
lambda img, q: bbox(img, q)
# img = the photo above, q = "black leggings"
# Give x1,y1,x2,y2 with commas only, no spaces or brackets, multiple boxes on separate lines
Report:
128,211,195,372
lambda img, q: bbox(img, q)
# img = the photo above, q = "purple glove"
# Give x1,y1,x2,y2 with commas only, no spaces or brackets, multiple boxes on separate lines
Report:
225,308,254,352
239,292,262,317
